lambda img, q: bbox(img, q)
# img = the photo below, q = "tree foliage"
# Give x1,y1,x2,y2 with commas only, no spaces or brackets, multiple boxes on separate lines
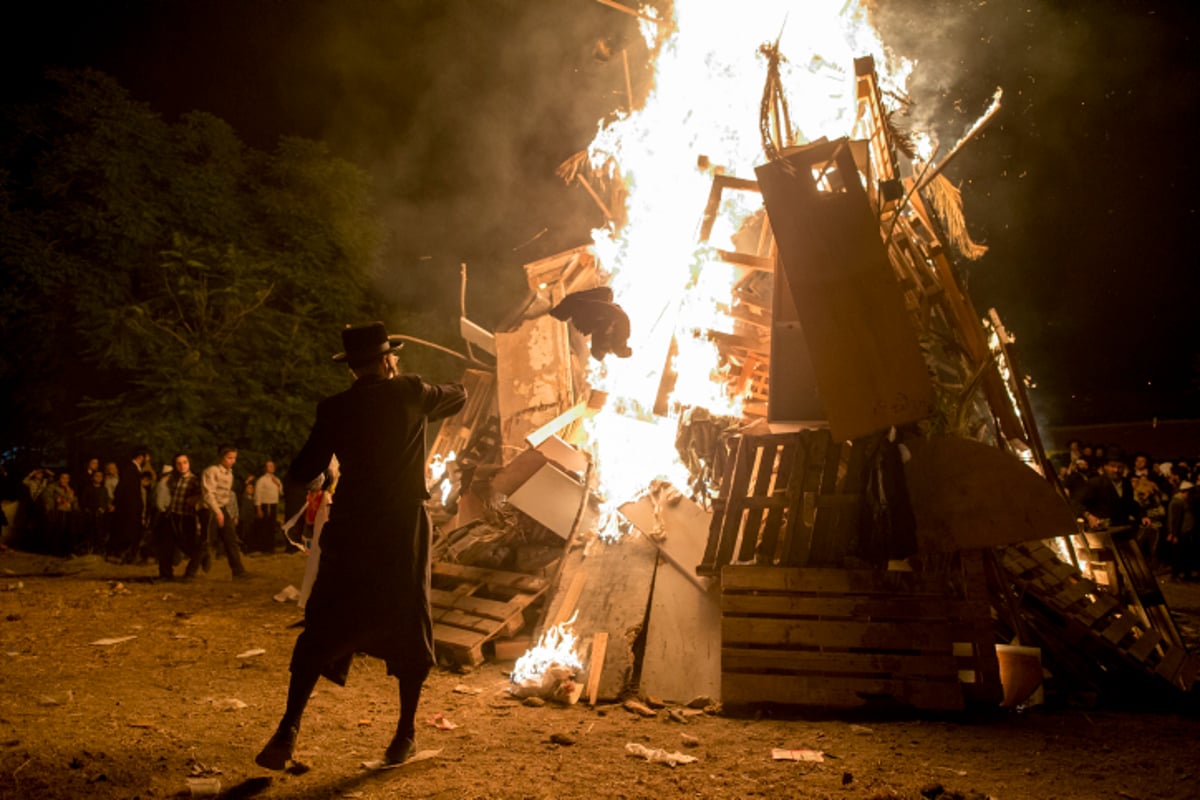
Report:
0,69,386,472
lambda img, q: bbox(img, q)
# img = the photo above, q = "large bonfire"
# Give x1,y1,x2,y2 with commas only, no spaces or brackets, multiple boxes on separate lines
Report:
575,0,922,528
512,0,940,698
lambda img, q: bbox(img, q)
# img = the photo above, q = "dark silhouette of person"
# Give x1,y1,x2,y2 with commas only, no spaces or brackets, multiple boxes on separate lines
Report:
256,321,466,770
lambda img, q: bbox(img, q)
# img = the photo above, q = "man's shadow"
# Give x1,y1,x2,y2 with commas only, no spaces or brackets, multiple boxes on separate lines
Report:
220,756,437,799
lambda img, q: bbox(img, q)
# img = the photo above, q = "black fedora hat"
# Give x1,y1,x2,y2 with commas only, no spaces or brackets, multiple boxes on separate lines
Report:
332,321,405,365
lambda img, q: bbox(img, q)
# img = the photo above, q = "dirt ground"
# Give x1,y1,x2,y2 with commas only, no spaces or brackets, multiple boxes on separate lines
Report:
2,548,1199,800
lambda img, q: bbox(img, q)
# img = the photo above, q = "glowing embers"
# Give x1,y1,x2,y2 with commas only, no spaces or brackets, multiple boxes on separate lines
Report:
510,615,584,704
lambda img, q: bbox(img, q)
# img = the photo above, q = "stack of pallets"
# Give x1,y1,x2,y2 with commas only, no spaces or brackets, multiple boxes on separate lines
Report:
431,562,548,666
720,554,1001,710
998,541,1198,695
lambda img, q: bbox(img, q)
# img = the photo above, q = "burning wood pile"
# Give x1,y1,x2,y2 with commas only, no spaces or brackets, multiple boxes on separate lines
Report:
415,19,1197,713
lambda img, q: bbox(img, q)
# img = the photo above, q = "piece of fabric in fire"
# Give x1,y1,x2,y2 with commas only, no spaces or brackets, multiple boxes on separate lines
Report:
549,286,633,360
285,373,467,686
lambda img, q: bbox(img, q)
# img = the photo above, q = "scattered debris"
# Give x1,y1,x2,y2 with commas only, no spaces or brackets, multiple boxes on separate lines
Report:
622,699,656,718
625,742,699,767
680,733,700,748
360,749,440,770
90,636,136,646
452,684,483,694
427,713,458,730
210,698,247,711
549,732,575,746
771,748,825,762
185,776,221,797
273,585,300,603
236,648,266,659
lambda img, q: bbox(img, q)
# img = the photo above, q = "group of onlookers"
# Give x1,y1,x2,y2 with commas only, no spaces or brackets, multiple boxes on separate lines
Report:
1057,442,1199,582
4,445,285,581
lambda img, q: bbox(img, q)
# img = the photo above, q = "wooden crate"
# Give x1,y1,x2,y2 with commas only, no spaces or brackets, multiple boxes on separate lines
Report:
698,429,860,575
998,541,1198,695
431,562,548,666
720,563,998,711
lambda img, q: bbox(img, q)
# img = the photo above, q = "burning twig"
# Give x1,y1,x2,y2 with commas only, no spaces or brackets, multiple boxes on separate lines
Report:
916,87,1003,191
511,227,549,252
622,48,634,113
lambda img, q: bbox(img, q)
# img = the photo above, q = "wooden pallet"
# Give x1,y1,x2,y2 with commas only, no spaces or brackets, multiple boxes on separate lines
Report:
1071,527,1184,648
998,541,1198,695
431,562,549,666
720,561,1000,711
698,430,861,575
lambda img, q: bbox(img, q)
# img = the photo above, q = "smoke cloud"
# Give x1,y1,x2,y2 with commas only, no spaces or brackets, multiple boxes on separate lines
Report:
271,0,653,325
871,0,1200,423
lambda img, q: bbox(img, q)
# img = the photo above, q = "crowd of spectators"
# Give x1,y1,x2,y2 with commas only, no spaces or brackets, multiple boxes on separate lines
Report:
0,446,286,580
3,438,1197,585
1055,441,1199,582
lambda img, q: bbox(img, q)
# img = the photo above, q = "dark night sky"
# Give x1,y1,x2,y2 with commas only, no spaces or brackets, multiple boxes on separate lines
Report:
3,0,1198,428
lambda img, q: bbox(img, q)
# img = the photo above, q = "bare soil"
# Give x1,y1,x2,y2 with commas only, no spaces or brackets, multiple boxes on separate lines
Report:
2,549,1199,800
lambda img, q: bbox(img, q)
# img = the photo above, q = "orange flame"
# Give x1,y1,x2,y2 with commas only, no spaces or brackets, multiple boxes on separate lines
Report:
580,1,914,518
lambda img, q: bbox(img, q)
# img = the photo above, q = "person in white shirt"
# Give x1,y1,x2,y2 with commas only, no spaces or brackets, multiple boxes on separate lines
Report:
253,460,284,553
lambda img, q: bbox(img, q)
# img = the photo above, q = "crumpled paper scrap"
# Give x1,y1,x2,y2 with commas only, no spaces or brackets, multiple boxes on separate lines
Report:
360,749,441,770
273,585,300,603
625,742,698,767
427,713,458,730
90,635,137,646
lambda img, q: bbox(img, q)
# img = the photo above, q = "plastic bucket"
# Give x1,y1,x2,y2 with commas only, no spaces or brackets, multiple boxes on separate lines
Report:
995,644,1043,708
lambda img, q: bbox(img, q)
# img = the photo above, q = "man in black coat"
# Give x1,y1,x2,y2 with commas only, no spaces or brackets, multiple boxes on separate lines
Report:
1075,447,1152,532
256,321,466,770
109,445,150,563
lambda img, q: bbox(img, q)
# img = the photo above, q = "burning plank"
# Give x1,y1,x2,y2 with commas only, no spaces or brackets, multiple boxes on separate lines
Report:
755,139,936,441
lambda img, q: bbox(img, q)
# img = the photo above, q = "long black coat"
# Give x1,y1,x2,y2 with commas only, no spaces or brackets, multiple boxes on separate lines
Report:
1075,474,1142,528
110,459,145,551
287,372,466,684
